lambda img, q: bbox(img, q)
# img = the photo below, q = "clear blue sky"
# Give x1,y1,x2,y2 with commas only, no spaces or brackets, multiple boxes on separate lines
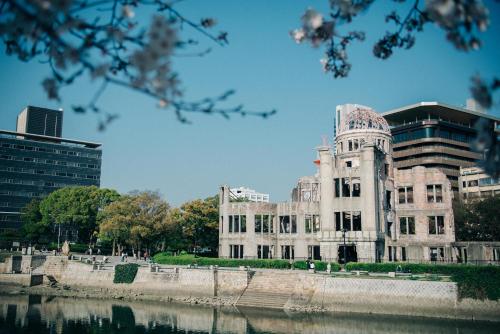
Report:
1,0,499,206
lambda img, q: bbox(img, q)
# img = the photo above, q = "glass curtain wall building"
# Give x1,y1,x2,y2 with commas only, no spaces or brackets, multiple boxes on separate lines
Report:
381,102,500,192
0,130,101,233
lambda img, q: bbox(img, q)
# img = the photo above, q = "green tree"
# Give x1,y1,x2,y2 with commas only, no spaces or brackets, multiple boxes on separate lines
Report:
179,195,219,251
454,197,500,241
20,198,50,244
98,191,169,255
40,186,120,244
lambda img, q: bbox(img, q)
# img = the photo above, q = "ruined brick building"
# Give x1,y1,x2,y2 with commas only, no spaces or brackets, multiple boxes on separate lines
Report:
218,106,457,263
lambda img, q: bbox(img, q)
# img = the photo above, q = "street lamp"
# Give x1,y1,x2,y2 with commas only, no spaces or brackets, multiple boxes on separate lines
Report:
341,228,347,264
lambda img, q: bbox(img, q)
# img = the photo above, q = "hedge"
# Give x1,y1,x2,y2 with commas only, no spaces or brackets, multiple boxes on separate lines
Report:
345,262,500,301
153,254,290,269
153,253,341,272
114,263,139,284
293,260,341,272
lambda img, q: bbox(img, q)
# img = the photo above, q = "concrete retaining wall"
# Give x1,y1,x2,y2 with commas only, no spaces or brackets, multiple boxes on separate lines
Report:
1,256,498,321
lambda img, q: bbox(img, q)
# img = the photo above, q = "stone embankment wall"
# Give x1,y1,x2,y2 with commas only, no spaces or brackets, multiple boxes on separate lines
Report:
37,258,250,300
1,256,499,321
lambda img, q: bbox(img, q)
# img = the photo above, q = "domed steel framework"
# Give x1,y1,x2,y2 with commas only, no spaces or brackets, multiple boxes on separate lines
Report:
339,107,390,134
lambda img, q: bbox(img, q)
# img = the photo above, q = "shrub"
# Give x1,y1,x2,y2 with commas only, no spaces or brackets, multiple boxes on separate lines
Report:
345,262,500,300
114,263,139,284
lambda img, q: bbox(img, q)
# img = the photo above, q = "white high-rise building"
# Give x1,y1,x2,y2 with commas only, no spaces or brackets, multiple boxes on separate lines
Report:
230,187,269,203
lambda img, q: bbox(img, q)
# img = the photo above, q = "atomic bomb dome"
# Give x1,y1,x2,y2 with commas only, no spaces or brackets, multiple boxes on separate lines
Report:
338,107,390,134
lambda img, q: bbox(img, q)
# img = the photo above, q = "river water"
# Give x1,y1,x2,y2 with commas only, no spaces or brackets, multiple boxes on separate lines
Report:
0,294,497,334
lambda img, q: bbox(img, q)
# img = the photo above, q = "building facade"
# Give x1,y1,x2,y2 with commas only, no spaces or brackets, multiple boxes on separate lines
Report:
380,102,500,192
219,106,455,263
458,166,500,201
0,107,102,233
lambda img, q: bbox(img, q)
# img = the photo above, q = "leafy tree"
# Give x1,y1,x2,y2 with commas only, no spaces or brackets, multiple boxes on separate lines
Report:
178,195,219,251
20,198,51,244
98,195,135,255
40,186,120,244
98,191,169,255
453,197,500,241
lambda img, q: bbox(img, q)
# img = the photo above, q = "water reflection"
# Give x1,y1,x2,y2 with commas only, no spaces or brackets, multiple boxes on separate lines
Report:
0,294,496,334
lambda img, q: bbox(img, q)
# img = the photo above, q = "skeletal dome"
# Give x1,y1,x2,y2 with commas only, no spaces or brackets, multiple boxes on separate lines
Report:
338,107,390,134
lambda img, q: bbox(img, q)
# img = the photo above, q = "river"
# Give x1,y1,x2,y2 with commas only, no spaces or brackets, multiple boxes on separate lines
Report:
0,294,496,333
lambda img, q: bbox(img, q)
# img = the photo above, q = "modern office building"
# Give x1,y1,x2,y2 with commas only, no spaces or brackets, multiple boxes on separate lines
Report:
0,107,102,233
459,166,500,201
219,106,456,263
229,187,270,203
380,102,500,192
16,106,63,138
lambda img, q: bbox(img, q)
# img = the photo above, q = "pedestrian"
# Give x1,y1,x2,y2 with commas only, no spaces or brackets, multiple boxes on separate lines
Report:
144,251,148,262
121,251,125,262
97,248,101,255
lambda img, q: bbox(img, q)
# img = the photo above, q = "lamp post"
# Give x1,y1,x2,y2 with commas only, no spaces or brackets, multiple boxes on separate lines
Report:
341,228,347,264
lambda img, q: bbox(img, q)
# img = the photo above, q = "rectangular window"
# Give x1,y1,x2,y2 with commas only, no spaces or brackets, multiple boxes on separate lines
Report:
401,247,407,261
234,215,240,232
400,217,407,234
270,215,274,233
291,215,297,233
305,215,312,233
399,216,415,235
335,212,341,231
352,179,361,197
427,184,443,203
229,216,233,233
313,215,320,233
398,186,413,204
263,215,269,233
352,212,361,231
428,216,445,235
281,245,295,260
343,212,351,231
221,216,223,233
258,245,271,259
348,140,353,151
279,216,290,233
435,185,443,202
334,178,340,197
241,215,246,233
255,215,262,233
342,178,350,197
230,245,244,259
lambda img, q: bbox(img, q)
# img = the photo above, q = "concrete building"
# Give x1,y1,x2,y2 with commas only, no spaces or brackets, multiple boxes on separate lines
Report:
0,107,101,233
380,102,500,192
458,166,500,201
219,106,455,263
229,187,270,203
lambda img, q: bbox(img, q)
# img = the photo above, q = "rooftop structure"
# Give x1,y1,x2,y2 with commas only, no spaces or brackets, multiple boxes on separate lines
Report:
381,101,500,192
17,106,63,138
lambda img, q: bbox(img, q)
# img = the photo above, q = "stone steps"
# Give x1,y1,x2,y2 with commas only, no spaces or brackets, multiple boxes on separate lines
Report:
236,272,298,309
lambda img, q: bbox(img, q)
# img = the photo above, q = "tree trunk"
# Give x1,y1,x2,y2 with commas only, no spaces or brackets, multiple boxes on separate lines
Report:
112,239,116,256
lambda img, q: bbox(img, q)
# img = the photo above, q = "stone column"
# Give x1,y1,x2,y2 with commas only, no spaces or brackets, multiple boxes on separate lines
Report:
318,146,336,261
219,185,230,258
360,145,378,233
318,146,334,232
